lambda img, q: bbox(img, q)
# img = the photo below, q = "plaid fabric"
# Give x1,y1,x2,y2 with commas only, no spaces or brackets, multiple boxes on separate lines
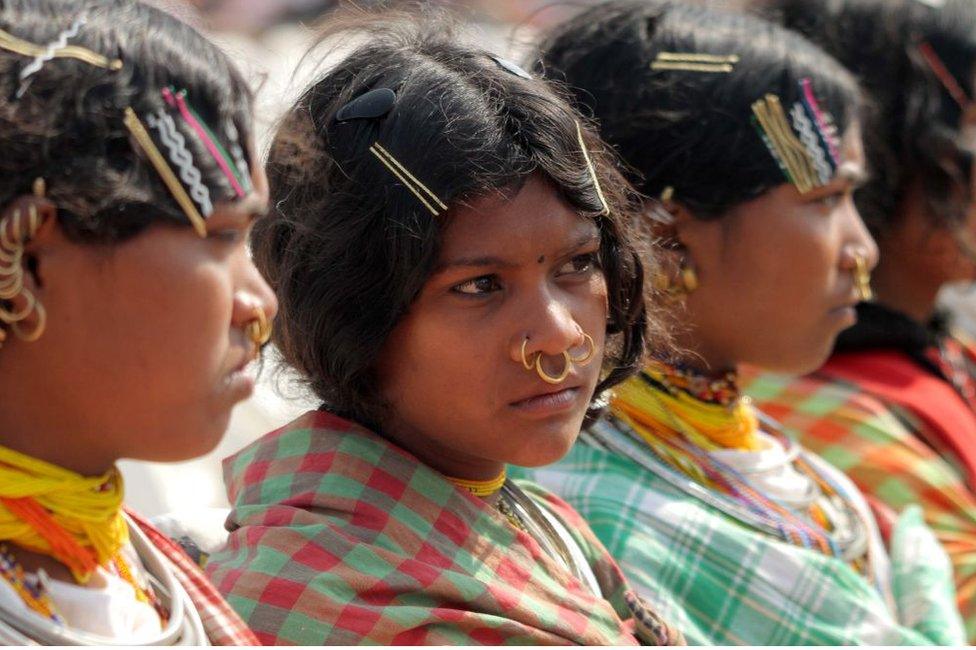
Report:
516,415,965,645
747,367,976,642
126,509,260,646
205,410,680,645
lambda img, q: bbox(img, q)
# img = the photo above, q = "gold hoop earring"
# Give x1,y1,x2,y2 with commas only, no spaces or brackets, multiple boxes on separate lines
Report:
0,288,35,324
853,254,873,301
569,333,596,366
245,305,272,348
11,299,45,342
535,351,573,384
520,338,535,370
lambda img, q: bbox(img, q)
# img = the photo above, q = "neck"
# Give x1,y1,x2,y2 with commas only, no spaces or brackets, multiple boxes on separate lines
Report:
0,365,116,477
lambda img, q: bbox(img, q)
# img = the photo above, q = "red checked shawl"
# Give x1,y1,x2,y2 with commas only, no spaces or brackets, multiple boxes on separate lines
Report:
206,410,681,645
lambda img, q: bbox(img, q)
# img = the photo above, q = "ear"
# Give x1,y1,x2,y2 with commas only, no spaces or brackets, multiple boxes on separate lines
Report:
3,194,58,292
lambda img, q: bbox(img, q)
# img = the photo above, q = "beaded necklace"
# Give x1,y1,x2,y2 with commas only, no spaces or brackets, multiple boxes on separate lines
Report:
609,364,872,574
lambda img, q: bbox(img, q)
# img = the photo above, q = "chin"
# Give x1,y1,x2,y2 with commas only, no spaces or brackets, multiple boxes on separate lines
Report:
509,423,581,468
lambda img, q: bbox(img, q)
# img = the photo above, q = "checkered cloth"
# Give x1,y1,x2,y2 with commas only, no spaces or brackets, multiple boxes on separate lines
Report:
516,413,965,645
205,410,682,645
127,509,259,645
747,367,976,643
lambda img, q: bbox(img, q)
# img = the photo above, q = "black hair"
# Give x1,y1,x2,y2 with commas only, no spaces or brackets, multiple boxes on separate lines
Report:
253,12,655,428
0,0,255,243
532,0,861,218
754,0,976,234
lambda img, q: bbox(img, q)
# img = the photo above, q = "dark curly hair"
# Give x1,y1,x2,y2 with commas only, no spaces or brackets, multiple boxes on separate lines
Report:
252,11,657,428
0,0,255,244
753,0,976,235
532,0,861,219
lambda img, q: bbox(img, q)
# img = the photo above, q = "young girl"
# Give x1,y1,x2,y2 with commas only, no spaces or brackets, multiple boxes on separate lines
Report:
0,0,275,643
204,15,681,646
749,0,976,640
518,0,964,644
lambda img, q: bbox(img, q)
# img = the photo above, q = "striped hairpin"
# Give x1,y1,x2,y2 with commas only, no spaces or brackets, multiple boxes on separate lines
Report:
369,143,447,217
651,52,739,74
162,87,252,197
918,41,971,110
751,81,841,193
575,121,610,217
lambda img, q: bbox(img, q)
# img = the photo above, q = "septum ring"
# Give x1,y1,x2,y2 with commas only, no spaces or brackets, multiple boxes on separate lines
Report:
520,332,597,384
245,305,272,349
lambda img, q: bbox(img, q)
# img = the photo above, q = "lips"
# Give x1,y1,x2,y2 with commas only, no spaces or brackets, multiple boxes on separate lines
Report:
509,385,584,416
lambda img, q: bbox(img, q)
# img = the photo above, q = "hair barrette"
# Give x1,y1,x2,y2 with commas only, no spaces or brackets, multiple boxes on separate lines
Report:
576,121,610,217
489,55,532,80
651,52,739,74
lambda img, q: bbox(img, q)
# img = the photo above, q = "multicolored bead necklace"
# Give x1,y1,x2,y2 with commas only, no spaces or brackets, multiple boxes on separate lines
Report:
610,362,871,574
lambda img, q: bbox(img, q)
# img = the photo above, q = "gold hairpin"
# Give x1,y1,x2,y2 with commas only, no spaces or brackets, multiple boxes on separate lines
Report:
123,107,207,237
575,121,610,217
369,143,447,217
0,28,122,71
652,52,739,74
751,94,819,194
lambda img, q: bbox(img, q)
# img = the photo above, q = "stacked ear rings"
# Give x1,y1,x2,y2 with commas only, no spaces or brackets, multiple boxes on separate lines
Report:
0,179,48,348
521,333,596,385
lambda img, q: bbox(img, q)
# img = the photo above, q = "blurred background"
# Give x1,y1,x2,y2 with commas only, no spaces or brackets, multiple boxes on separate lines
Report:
121,0,976,517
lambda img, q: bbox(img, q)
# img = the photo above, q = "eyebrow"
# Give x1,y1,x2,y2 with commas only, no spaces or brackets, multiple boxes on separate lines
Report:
433,230,600,274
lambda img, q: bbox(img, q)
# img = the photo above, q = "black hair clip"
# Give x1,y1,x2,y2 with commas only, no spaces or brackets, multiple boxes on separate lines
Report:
489,55,532,80
335,87,397,122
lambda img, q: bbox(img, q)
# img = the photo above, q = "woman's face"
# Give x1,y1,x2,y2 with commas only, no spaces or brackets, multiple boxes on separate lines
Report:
377,175,610,480
676,124,877,374
9,163,277,468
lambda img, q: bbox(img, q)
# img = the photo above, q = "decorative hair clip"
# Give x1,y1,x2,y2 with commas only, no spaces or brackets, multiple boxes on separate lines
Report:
369,143,447,217
123,107,208,237
575,121,610,217
162,87,251,197
334,88,447,217
651,52,739,74
751,80,841,193
17,16,94,98
0,23,250,236
918,41,971,110
489,55,532,80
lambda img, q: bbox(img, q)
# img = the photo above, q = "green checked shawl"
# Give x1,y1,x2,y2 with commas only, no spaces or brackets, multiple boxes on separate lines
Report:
516,416,965,645
206,410,681,645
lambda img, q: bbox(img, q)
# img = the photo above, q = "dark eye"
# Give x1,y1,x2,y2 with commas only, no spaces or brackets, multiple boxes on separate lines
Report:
208,228,246,244
558,253,600,276
452,275,502,296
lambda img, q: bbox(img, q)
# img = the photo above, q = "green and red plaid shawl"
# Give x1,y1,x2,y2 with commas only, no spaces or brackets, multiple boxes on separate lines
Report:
206,410,680,645
747,367,976,643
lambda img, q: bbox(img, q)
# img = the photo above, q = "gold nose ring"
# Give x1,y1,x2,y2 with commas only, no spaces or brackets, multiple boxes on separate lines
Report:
853,254,873,302
569,333,596,366
245,305,272,348
535,351,573,384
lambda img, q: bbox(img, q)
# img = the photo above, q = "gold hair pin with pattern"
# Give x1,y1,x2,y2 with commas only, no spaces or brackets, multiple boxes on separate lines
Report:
0,27,122,72
751,94,820,194
575,121,611,217
651,52,739,74
369,142,447,217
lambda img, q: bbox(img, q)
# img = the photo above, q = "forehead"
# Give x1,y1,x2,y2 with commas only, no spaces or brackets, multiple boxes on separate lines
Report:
837,121,865,168
438,176,598,259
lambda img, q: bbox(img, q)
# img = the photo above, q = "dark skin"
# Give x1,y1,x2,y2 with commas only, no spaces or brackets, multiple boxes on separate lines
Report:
0,164,277,582
659,124,878,376
376,175,609,481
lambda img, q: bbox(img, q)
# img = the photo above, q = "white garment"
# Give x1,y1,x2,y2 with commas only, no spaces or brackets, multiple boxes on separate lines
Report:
709,430,814,507
0,543,162,642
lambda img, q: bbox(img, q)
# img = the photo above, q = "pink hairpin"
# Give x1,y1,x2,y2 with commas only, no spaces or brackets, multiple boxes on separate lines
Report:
918,41,970,109
162,87,246,198
800,78,840,166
